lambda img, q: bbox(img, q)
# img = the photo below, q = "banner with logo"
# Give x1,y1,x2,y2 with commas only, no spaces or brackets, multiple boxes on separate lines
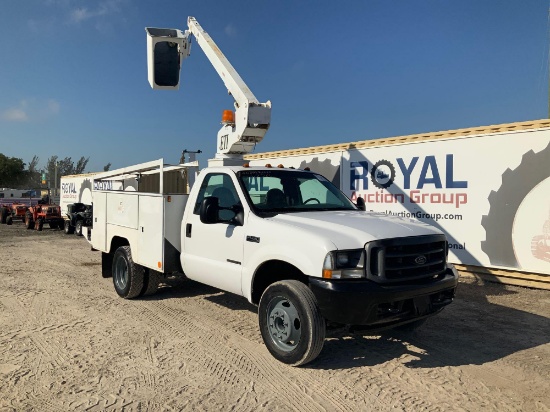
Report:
250,127,550,275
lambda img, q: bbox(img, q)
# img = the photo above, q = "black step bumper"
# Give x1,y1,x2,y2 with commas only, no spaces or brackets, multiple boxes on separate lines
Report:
309,265,459,328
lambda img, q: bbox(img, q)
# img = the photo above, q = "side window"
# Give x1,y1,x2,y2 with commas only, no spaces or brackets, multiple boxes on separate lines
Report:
193,173,240,221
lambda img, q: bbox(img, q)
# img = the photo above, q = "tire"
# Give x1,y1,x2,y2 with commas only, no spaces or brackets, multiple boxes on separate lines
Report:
0,208,7,224
75,220,83,236
112,246,145,299
25,213,34,230
36,218,44,231
49,221,58,229
64,220,74,235
101,252,113,278
141,269,162,296
258,280,326,366
6,215,13,225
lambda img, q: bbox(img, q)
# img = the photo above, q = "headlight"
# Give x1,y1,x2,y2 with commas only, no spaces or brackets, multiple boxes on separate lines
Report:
322,249,365,279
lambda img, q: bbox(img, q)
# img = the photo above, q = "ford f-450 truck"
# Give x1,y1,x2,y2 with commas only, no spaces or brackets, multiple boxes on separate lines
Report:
86,17,458,366
88,160,458,366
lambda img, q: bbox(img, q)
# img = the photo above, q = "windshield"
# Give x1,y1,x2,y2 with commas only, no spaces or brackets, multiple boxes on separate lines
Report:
238,170,357,215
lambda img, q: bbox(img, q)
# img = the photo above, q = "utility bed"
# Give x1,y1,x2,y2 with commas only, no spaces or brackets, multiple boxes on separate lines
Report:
87,159,197,273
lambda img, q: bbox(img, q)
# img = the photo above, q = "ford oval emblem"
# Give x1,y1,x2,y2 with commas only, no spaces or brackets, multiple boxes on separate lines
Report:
415,255,427,265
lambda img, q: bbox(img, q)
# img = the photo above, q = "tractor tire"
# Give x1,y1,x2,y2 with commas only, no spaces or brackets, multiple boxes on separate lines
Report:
112,246,144,299
259,280,326,366
6,216,13,225
36,218,44,231
75,220,83,237
0,208,7,224
49,221,58,230
481,141,550,267
25,213,34,230
64,220,74,235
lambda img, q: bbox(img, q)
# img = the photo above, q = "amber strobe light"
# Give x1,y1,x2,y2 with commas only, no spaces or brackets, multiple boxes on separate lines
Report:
222,110,235,124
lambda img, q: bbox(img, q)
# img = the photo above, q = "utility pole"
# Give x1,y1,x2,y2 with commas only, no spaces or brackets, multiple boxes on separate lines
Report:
54,161,58,201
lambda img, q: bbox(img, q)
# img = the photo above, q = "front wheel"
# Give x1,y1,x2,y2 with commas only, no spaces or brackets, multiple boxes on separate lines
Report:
75,220,83,236
258,280,326,366
112,246,144,299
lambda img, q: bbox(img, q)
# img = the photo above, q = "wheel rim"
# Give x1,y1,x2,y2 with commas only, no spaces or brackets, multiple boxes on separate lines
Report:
113,254,129,291
266,296,301,352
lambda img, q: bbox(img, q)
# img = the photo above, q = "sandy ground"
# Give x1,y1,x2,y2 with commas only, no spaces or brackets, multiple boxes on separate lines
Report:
0,222,549,411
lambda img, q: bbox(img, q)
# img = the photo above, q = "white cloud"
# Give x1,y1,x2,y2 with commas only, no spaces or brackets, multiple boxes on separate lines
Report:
69,0,123,24
1,108,28,122
225,24,237,37
47,99,60,115
1,99,60,122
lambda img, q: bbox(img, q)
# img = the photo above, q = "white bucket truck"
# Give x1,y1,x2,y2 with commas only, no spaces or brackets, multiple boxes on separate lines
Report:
87,17,458,366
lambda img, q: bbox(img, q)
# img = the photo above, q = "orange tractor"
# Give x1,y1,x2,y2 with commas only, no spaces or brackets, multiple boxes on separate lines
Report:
25,204,64,231
1,203,28,225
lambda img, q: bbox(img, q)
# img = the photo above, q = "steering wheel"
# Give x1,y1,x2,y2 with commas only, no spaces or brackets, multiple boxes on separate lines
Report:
303,198,320,204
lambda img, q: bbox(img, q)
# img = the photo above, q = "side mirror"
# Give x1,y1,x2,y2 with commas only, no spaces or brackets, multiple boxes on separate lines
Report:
200,197,219,224
229,205,244,227
356,197,366,211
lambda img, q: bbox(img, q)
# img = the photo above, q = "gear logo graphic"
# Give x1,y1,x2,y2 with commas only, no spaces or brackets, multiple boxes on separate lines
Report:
370,160,395,189
481,141,550,268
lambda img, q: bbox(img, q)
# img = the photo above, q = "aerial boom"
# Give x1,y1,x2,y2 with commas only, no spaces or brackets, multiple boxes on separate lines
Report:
185,17,271,161
146,17,271,163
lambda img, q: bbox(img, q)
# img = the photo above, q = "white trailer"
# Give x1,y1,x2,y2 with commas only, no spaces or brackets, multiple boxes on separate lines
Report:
246,119,550,279
60,173,98,215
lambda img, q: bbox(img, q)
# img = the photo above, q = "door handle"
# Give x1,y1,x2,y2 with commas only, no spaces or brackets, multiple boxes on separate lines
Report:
186,223,192,238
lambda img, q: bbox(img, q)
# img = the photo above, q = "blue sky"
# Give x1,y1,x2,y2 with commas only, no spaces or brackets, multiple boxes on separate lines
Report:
0,0,548,172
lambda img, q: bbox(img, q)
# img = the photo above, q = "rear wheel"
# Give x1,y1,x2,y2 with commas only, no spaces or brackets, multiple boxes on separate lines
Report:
75,220,83,236
112,246,144,299
6,216,13,225
141,269,162,296
49,221,58,229
0,208,7,224
64,220,74,234
36,218,44,231
258,280,326,366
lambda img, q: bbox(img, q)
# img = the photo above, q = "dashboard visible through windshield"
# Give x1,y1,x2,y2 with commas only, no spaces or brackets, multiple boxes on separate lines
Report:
237,170,357,215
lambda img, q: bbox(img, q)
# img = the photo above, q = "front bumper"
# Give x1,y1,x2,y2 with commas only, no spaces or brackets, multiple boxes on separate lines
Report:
309,264,458,328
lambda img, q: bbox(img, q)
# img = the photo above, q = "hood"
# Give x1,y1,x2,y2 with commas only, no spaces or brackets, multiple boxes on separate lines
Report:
269,210,442,250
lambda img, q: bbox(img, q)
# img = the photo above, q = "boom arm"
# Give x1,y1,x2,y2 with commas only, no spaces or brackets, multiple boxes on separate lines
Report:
185,17,271,158
146,18,271,159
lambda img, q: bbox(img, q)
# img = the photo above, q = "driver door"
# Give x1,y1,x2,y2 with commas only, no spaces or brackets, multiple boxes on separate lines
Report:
182,173,245,296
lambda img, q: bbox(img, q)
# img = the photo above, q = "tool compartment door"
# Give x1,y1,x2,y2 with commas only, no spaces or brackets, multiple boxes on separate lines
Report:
137,195,165,271
91,191,107,252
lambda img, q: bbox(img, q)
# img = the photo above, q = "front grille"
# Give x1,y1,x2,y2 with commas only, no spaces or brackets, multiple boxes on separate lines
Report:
366,235,447,283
